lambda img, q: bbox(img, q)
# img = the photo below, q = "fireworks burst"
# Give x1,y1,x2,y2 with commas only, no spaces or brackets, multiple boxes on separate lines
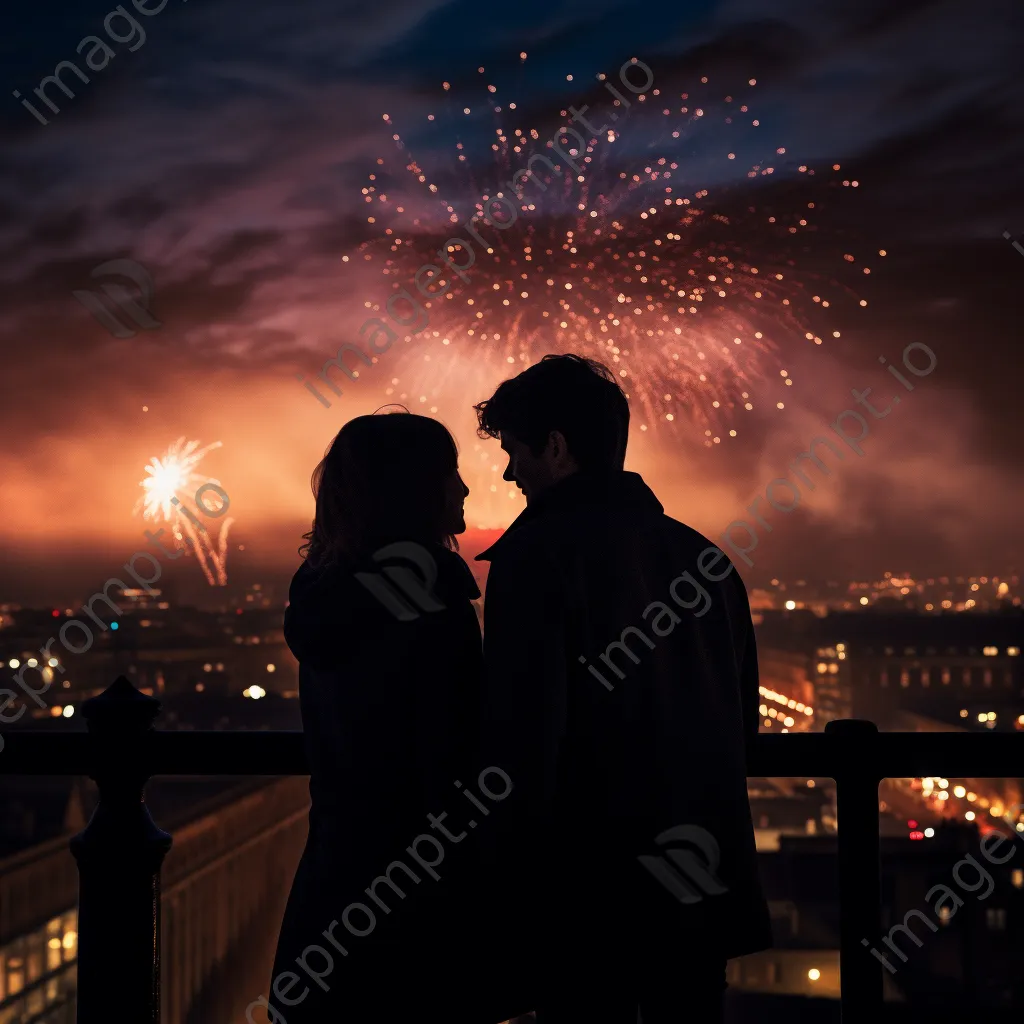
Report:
344,63,877,444
135,437,233,586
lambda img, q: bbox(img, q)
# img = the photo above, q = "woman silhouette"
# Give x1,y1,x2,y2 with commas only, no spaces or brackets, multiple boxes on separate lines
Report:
270,410,495,1022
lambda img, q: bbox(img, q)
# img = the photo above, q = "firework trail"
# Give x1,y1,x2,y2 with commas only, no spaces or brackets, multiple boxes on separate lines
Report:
135,437,233,586
343,62,878,445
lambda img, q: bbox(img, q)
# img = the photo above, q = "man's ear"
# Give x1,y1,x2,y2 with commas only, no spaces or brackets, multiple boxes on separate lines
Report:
548,430,576,467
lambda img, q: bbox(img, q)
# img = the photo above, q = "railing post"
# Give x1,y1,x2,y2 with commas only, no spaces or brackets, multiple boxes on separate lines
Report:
70,676,172,1024
826,719,882,1023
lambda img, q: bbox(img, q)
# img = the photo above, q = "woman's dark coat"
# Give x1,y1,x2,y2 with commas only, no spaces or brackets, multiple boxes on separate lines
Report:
270,543,496,1022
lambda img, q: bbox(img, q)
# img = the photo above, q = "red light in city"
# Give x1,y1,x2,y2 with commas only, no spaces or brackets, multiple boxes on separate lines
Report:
51,609,60,617
908,820,918,829
909,831,924,840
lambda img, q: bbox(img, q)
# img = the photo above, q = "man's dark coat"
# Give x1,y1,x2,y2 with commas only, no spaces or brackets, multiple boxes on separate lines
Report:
474,470,772,1004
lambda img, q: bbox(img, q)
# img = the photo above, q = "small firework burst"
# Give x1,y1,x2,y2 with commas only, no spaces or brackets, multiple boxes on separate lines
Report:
136,437,233,586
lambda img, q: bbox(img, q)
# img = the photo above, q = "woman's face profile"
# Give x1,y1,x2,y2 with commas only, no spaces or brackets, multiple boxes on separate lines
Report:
442,467,469,535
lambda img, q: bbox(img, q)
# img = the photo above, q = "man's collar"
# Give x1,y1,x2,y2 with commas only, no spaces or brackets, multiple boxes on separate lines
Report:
475,470,662,562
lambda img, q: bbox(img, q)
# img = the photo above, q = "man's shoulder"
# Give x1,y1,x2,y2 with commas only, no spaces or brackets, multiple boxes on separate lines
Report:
657,514,751,593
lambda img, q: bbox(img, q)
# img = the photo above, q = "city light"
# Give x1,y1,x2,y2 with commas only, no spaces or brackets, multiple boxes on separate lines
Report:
267,664,276,673
924,827,935,838
954,785,966,798
62,705,74,718
965,810,976,821
808,969,821,981
8,658,19,668
785,600,797,610
243,685,266,700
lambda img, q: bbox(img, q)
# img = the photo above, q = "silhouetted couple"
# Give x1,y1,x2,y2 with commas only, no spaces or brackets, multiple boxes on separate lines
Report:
268,355,771,1024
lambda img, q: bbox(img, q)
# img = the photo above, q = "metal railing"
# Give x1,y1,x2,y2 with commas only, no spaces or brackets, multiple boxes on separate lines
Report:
2,675,1021,1024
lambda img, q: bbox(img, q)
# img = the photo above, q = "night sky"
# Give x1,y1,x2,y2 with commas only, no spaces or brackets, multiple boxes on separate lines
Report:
1,0,1023,604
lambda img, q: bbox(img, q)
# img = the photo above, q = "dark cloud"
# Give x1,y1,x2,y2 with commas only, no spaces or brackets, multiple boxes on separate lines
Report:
0,0,1021,600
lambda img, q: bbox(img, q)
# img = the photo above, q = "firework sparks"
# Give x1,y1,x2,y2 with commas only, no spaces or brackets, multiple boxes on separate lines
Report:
346,68,875,441
135,437,233,586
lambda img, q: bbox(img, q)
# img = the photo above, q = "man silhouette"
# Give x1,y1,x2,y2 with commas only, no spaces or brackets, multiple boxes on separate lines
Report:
473,354,771,1024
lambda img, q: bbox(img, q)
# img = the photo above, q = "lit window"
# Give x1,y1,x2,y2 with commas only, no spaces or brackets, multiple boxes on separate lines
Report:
986,908,1007,931
1008,647,1020,657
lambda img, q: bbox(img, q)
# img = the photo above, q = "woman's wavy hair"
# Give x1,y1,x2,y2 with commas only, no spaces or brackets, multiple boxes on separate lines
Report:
300,408,460,568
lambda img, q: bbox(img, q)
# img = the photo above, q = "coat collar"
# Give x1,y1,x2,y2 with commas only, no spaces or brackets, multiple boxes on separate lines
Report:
475,470,664,563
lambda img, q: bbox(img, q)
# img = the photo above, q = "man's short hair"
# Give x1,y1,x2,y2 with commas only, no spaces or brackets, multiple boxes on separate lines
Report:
474,353,630,471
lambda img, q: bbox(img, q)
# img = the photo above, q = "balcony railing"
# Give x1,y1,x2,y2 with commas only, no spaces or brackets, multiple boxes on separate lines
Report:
2,675,1022,1024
